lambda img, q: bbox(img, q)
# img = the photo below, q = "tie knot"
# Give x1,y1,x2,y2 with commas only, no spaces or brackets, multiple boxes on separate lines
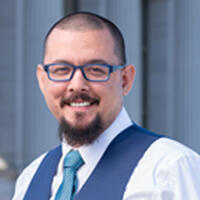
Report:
64,150,84,171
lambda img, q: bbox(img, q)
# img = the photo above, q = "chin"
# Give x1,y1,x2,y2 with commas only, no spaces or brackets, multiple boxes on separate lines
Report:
68,112,96,126
71,120,95,130
59,113,104,145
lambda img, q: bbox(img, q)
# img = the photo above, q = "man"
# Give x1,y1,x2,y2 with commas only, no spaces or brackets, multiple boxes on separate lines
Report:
12,12,200,200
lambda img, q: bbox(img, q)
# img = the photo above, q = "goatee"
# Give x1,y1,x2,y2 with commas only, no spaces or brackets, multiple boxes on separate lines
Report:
59,114,104,146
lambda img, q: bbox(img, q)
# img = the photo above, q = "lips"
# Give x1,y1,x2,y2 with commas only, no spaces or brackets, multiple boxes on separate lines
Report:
60,93,99,108
70,102,91,107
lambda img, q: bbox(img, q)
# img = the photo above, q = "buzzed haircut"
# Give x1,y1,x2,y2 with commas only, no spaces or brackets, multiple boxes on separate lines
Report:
43,12,126,65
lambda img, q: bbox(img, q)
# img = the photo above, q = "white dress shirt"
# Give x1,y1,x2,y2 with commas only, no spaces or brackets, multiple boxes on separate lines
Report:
12,107,200,200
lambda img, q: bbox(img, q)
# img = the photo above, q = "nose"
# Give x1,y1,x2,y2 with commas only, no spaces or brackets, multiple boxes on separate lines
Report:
67,69,90,92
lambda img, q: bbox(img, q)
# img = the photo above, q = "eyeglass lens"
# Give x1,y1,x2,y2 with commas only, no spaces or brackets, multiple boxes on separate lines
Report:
48,64,109,81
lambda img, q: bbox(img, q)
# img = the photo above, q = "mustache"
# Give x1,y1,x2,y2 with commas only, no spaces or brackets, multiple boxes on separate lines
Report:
60,92,100,108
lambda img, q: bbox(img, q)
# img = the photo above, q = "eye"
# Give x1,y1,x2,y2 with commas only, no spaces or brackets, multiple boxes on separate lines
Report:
50,65,72,76
86,65,107,76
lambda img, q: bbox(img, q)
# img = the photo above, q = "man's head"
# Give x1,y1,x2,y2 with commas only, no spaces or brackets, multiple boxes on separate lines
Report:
43,12,126,65
37,12,135,147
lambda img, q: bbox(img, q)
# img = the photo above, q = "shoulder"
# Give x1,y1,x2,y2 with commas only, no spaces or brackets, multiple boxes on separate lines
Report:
147,137,200,162
140,137,200,175
12,153,47,200
124,137,200,199
12,145,62,200
18,153,47,183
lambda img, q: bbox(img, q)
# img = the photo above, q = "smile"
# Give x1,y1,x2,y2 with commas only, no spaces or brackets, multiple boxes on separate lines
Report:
60,93,100,108
70,102,91,107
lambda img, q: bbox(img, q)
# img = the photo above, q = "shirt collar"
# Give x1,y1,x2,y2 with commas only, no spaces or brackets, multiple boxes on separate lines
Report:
62,107,132,170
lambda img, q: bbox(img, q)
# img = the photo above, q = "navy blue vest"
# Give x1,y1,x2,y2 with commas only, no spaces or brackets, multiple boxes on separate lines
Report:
24,124,161,200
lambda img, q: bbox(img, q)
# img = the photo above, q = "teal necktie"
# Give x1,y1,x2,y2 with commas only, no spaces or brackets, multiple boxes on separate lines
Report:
55,150,84,200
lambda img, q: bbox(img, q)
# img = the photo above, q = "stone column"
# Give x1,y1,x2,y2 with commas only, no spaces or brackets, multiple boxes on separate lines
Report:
173,0,200,152
147,0,200,153
146,0,175,137
0,0,19,170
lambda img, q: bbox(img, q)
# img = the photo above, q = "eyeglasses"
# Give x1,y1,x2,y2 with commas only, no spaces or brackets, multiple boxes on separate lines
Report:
43,63,125,82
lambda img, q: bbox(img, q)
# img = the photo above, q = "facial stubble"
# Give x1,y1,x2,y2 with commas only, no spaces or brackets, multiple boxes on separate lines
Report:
59,112,104,146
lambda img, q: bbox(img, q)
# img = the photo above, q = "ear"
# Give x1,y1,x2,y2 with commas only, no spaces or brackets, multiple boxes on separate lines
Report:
36,64,46,94
121,64,136,96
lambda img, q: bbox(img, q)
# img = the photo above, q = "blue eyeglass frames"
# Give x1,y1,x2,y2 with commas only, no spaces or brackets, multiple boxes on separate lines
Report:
43,63,125,82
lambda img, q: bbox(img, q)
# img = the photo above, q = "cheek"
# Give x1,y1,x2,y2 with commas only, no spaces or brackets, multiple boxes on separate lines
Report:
99,86,123,128
43,83,67,118
100,82,123,113
107,86,123,107
47,82,67,98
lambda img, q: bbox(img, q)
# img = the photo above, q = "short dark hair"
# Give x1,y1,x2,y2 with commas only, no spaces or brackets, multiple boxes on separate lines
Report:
43,12,126,65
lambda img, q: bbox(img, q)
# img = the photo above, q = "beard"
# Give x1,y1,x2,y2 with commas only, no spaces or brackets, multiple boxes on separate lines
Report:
59,113,104,147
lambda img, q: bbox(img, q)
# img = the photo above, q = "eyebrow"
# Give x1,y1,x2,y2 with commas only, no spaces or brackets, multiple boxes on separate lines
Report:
84,59,109,65
46,58,110,66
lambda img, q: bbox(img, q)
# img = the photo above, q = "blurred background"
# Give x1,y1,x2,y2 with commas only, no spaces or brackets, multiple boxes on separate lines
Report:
1,0,200,199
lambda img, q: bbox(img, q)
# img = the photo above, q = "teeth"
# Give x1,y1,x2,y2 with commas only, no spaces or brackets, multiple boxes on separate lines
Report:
70,102,91,107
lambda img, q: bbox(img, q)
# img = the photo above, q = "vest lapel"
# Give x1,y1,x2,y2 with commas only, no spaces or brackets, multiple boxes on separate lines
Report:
23,145,62,200
74,124,161,200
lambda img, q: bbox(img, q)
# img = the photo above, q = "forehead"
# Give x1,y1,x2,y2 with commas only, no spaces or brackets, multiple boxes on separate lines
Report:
44,28,118,64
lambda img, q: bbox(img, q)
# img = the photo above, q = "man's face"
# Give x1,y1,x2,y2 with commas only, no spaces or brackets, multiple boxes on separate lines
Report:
37,28,135,135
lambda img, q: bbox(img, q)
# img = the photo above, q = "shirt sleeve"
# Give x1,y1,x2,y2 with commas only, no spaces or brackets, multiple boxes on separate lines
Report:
168,155,200,200
12,153,46,200
123,138,200,200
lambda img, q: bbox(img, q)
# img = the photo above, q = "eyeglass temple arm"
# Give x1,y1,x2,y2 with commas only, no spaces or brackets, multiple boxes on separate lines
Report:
111,65,125,72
